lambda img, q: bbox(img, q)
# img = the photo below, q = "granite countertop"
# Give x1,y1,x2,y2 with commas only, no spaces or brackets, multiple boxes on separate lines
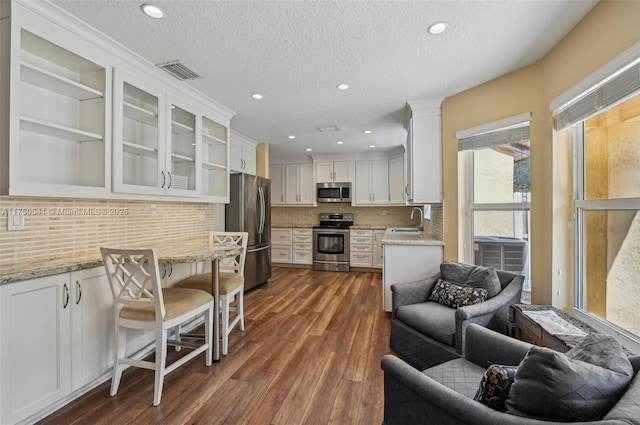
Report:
272,224,314,229
350,225,388,230
0,237,241,285
381,229,444,246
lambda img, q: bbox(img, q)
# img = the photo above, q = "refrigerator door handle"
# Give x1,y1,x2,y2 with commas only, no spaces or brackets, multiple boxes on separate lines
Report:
258,186,265,234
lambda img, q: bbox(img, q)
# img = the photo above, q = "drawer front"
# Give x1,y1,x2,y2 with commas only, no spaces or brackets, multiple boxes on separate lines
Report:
293,243,312,250
350,252,373,267
293,235,313,243
350,229,373,237
351,244,372,253
272,246,292,263
292,250,313,265
350,236,372,245
272,229,292,245
293,229,312,236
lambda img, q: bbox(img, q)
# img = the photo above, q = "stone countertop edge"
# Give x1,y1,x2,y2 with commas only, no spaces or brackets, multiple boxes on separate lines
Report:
0,238,242,285
381,232,444,246
272,224,409,230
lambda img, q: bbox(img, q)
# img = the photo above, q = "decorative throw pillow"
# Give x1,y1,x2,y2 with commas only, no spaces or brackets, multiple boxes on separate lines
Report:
440,261,501,298
474,364,518,411
505,334,633,421
428,279,488,309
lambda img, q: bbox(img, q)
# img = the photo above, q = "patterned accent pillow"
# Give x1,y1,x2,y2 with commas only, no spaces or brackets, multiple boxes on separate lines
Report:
428,279,488,309
474,364,518,411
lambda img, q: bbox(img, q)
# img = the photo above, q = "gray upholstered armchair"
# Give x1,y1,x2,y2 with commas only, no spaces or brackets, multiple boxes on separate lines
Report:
390,261,524,370
382,324,640,425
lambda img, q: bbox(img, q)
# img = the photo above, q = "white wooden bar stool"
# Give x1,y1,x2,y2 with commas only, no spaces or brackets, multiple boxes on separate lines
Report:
175,231,248,355
101,247,214,406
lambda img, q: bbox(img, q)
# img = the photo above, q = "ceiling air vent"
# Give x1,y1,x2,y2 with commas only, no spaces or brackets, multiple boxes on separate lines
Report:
317,125,340,133
155,60,201,81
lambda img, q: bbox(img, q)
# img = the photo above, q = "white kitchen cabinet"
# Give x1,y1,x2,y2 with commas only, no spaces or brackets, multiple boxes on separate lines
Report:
272,228,293,264
315,160,352,183
230,131,256,174
354,160,388,205
4,9,112,198
405,101,442,203
388,155,406,205
69,267,114,390
285,164,314,205
350,229,373,267
373,230,385,268
201,115,230,202
112,69,203,198
292,228,313,265
270,165,285,205
271,163,313,206
1,274,72,425
383,243,443,311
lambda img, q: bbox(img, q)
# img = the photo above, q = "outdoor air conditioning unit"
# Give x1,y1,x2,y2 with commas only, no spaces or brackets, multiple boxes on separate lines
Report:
474,236,528,274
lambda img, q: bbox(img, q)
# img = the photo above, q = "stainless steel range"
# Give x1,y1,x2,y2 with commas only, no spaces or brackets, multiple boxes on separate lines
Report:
312,213,354,272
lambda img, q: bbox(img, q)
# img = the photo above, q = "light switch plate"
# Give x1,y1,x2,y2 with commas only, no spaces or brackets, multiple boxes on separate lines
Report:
7,211,25,231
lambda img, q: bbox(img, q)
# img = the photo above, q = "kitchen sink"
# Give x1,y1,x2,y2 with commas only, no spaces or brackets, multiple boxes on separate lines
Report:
388,227,422,234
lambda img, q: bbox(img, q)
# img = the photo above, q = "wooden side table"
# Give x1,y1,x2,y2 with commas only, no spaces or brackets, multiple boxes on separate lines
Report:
509,304,595,352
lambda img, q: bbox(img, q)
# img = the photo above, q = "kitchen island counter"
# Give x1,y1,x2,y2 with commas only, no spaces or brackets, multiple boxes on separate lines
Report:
382,230,443,246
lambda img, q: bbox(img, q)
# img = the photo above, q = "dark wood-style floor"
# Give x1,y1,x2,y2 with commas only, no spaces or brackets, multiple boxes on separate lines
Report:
38,267,391,425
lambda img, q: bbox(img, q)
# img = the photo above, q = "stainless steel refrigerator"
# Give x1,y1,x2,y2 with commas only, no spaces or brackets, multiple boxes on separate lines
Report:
226,173,271,291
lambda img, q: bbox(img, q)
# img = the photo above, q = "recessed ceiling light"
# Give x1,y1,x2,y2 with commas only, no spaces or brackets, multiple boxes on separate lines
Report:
288,135,296,139
251,93,263,100
306,148,312,152
428,22,448,35
369,145,376,148
337,141,344,145
141,4,163,19
337,83,349,90
363,130,372,134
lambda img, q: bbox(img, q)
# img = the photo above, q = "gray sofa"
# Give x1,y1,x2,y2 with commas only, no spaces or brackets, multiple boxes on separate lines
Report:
382,324,640,425
390,265,524,370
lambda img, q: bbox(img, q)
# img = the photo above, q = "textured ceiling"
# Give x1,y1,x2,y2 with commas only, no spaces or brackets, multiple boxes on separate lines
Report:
52,0,598,158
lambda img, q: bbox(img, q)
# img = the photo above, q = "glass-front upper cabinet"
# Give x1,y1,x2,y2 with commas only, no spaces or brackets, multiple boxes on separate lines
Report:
201,116,229,201
112,70,165,196
167,100,198,197
113,71,200,197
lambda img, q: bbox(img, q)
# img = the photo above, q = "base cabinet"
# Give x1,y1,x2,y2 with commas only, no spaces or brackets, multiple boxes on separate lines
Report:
0,274,72,425
272,228,293,264
0,267,115,425
69,267,114,391
382,244,443,312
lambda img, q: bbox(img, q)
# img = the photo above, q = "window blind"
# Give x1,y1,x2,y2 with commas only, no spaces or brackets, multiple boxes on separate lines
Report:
554,62,640,130
458,121,530,152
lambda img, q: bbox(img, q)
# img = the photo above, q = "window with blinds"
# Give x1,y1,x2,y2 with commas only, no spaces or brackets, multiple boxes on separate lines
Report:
457,113,532,294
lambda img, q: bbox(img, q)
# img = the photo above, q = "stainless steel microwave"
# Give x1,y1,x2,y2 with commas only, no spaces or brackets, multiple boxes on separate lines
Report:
316,182,352,203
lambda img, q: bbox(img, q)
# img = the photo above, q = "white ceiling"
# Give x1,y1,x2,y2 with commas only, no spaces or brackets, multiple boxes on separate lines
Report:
52,0,598,158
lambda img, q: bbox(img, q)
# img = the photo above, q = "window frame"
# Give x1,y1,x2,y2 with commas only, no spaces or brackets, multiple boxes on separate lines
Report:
571,117,640,353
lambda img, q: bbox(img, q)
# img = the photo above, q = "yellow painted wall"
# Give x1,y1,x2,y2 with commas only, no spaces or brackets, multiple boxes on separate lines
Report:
442,0,640,306
256,143,269,178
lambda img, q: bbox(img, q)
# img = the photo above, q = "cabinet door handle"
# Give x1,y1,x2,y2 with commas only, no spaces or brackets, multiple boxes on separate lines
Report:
161,171,166,188
168,263,173,277
168,172,172,189
63,283,70,309
161,263,167,279
75,280,82,305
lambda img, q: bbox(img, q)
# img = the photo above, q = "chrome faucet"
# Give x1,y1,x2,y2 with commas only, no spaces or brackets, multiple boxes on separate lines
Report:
410,207,424,231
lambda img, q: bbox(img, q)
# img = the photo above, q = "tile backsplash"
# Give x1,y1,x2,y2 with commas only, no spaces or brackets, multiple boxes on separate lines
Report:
0,197,217,267
0,195,443,269
272,204,443,237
